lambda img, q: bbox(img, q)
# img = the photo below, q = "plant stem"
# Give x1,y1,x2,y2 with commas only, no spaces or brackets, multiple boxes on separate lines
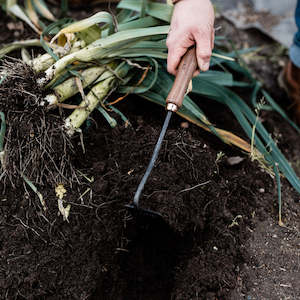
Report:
41,26,169,83
64,76,115,135
30,53,56,73
44,66,106,104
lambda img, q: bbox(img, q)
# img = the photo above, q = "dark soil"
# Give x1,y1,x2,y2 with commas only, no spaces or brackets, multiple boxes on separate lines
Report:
0,11,36,44
1,9,300,300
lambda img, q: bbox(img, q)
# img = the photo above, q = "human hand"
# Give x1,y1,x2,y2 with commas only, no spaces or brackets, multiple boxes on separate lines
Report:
166,0,215,75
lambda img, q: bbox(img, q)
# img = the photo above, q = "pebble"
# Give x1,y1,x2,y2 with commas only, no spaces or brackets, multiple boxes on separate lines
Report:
227,156,245,165
259,188,265,193
180,122,189,129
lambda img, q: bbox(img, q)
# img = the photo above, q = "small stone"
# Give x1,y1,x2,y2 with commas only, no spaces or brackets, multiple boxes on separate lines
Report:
213,246,218,251
13,31,20,38
227,156,245,166
127,169,134,175
180,122,189,129
259,188,265,193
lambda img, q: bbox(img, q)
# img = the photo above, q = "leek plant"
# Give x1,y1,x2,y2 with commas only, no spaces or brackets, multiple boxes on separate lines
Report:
0,0,57,34
1,0,300,221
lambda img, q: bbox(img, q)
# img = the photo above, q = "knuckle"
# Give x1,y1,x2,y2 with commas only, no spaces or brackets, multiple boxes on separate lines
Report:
193,24,213,37
166,31,177,47
166,37,172,48
197,49,212,59
166,39,178,52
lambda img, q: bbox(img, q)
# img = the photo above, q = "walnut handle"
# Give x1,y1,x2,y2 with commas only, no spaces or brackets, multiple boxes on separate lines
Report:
166,47,197,112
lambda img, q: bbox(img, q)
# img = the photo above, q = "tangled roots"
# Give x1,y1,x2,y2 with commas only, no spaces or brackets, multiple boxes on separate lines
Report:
0,59,79,189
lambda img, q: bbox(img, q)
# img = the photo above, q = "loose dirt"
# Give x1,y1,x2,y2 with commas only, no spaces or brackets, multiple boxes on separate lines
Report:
0,9,299,300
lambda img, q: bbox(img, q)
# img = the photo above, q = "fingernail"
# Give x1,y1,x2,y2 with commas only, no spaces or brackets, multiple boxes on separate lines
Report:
201,61,210,71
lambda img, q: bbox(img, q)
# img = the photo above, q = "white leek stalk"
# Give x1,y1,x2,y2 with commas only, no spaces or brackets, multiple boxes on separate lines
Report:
44,66,106,105
30,40,86,73
30,53,55,73
64,76,115,135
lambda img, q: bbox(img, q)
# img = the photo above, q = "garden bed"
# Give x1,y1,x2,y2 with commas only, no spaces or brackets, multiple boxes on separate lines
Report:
0,9,300,300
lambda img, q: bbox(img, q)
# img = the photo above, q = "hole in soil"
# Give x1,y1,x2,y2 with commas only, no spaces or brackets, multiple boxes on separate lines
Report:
31,281,39,289
92,218,186,300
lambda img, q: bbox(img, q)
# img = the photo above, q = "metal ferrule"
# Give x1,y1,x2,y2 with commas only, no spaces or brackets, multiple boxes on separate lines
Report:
166,102,178,112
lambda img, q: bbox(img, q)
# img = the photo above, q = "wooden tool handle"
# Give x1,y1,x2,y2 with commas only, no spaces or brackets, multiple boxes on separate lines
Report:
166,47,197,111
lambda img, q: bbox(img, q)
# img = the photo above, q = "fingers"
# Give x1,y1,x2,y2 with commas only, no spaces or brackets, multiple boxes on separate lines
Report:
166,0,215,75
166,37,190,75
167,26,215,75
194,27,214,72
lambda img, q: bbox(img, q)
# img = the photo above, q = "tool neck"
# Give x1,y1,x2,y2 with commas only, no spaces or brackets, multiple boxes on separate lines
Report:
133,111,173,206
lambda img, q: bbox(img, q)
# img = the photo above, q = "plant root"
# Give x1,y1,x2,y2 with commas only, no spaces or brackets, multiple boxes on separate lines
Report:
0,59,80,190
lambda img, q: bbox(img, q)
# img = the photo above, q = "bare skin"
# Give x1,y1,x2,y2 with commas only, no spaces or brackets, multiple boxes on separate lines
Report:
167,0,215,75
